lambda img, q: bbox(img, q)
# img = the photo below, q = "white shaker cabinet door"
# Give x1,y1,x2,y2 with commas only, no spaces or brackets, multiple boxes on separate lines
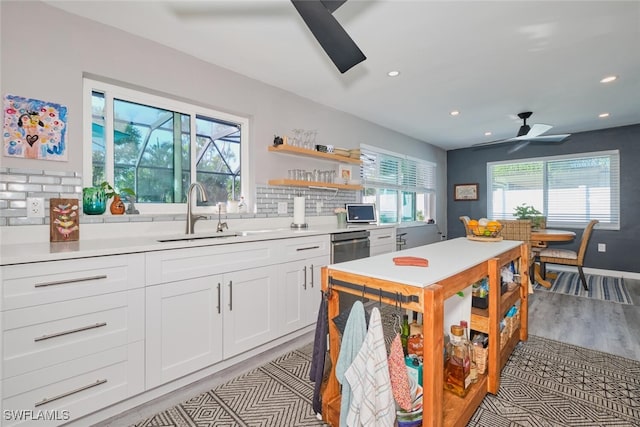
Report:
145,276,223,389
222,265,279,359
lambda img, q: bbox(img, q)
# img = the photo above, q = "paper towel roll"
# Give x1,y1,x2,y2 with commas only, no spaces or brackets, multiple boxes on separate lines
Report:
293,197,306,225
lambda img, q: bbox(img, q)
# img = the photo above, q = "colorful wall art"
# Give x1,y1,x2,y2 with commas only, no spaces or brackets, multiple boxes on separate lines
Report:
50,198,79,242
3,94,68,161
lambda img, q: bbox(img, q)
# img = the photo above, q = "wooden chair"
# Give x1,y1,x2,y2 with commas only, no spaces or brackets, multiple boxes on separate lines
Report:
459,216,471,235
537,220,599,291
499,219,535,291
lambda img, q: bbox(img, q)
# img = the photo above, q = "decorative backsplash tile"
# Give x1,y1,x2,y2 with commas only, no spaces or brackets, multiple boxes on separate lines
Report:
0,169,359,227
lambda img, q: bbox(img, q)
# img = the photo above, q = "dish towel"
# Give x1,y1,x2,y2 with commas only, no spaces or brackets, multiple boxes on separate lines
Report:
335,301,368,427
344,307,395,426
309,293,328,415
388,333,412,411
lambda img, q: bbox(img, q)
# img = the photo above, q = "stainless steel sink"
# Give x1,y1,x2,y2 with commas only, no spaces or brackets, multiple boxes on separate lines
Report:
157,232,239,242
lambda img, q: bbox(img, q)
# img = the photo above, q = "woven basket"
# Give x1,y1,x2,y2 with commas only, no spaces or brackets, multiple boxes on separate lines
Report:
474,345,488,375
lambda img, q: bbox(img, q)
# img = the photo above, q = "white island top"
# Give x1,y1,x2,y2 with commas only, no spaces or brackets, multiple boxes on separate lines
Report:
327,237,522,288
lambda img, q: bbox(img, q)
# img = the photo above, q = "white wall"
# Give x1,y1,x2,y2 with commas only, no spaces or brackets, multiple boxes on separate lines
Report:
0,1,447,230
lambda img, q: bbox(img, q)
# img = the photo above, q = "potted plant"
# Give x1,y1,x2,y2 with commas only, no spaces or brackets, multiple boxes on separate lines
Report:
513,203,544,229
100,181,136,215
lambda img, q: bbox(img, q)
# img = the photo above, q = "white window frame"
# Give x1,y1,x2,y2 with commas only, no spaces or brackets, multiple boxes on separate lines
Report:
487,150,620,230
83,78,250,214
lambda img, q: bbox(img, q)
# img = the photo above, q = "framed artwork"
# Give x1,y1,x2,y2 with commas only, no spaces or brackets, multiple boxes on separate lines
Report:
50,198,79,242
338,164,352,184
454,183,478,201
3,94,68,161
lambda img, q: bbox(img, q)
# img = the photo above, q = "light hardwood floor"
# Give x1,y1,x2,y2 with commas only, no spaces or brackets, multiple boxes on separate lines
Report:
528,277,640,361
96,277,640,426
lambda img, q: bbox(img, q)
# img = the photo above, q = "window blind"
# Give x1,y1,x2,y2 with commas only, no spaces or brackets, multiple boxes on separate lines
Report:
360,144,436,192
487,150,620,229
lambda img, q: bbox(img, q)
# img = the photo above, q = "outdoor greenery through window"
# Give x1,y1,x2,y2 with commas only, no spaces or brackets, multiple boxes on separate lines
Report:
360,144,436,224
487,150,620,230
84,78,248,213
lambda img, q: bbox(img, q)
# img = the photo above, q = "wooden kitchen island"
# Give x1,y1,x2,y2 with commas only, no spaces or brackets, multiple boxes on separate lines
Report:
321,237,529,427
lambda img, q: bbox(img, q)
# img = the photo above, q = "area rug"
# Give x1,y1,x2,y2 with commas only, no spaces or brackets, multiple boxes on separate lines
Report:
132,336,640,427
534,270,632,305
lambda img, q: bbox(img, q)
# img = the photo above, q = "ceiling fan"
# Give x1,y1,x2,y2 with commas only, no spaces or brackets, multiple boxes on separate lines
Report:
290,0,366,73
474,112,571,152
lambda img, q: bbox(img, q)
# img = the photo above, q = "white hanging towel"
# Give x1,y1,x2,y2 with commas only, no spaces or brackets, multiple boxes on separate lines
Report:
344,307,395,426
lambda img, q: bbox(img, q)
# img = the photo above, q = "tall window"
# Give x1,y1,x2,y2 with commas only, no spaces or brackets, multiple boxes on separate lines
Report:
360,144,436,224
84,78,249,213
487,150,620,229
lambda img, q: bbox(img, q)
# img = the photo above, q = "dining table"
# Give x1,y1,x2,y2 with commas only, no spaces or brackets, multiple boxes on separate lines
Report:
530,228,576,288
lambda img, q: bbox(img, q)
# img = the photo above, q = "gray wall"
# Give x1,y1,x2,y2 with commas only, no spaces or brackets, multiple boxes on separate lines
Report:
0,1,447,231
447,124,640,273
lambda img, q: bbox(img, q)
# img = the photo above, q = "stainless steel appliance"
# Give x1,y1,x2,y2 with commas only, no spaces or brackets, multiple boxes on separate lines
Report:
331,230,370,311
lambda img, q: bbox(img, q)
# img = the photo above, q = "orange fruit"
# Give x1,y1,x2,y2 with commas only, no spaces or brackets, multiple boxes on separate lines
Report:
487,220,500,232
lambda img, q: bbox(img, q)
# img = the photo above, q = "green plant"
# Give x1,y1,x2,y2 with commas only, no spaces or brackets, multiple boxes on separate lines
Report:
99,181,135,200
513,203,544,228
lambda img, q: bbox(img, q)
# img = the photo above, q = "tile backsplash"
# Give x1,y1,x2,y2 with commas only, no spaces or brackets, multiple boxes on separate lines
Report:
0,168,358,227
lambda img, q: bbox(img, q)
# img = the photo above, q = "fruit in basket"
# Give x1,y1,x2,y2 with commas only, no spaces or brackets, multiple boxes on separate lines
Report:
467,218,502,237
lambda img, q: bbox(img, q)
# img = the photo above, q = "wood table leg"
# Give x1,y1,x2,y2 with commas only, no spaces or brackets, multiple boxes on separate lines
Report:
534,263,552,288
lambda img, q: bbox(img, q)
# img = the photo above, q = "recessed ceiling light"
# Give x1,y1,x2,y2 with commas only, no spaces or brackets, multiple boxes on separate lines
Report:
600,75,617,83
450,110,460,116
484,131,492,136
599,112,610,118
387,70,400,77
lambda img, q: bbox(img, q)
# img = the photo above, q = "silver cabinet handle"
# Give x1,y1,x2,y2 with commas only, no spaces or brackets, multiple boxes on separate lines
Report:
34,274,107,288
296,245,320,251
34,322,107,342
303,266,307,290
35,379,107,407
310,264,314,288
217,282,221,314
228,281,233,311
377,235,392,239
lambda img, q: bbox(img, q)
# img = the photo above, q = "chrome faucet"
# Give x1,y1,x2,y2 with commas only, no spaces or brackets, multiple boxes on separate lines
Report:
216,203,228,233
186,182,208,234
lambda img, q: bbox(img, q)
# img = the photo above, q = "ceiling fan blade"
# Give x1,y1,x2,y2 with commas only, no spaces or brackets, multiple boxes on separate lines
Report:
507,140,531,154
521,134,571,143
320,0,347,13
526,123,553,138
291,0,366,73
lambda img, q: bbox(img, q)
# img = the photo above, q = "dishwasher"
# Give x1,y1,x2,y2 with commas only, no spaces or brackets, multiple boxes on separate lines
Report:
330,229,370,312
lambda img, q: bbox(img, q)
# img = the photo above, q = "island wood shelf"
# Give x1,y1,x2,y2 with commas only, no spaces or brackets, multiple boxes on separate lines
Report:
267,179,363,191
268,144,362,165
320,238,529,427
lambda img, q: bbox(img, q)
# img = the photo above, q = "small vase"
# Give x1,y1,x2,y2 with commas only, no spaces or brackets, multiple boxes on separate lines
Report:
110,195,126,215
82,187,107,215
336,212,347,228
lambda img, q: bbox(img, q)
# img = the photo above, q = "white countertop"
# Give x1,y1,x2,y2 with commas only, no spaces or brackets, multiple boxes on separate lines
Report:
326,237,522,288
0,223,395,266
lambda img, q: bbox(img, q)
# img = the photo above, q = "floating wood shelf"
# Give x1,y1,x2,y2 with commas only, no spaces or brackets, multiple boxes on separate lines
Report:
268,144,361,165
267,179,363,191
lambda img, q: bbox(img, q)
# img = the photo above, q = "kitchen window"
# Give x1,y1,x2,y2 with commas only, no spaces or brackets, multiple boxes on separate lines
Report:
487,150,620,230
83,78,249,214
360,144,436,224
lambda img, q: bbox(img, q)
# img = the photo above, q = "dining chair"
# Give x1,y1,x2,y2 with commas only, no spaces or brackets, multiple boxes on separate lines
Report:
499,219,535,292
537,220,599,291
459,216,471,235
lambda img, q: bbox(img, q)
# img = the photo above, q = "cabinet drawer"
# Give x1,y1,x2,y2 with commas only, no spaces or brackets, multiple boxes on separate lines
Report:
2,289,144,379
146,241,275,285
279,235,329,262
2,342,144,427
369,227,396,247
0,254,144,311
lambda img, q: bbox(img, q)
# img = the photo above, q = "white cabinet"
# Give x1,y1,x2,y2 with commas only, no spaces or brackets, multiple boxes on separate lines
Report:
145,276,223,388
369,227,396,256
0,254,145,427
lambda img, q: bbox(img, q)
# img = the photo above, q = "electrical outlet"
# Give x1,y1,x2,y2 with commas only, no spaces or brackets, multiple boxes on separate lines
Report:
277,201,288,214
27,197,45,218
316,201,323,214
598,243,606,252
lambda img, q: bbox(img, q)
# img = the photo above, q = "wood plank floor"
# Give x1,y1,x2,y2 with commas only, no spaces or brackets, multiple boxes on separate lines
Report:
528,277,640,361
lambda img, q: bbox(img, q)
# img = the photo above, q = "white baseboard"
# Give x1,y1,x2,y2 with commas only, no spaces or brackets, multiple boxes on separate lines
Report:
548,265,640,280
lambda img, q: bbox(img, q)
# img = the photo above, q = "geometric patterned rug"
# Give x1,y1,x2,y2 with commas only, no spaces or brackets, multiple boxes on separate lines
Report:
534,271,633,305
132,335,640,427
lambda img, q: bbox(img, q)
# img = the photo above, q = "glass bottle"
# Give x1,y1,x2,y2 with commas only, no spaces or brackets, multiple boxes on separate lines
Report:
444,324,471,397
401,314,410,355
460,320,478,383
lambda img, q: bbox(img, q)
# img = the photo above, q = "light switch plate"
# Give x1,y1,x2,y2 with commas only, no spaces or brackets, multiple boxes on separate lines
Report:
277,201,288,214
598,243,606,252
